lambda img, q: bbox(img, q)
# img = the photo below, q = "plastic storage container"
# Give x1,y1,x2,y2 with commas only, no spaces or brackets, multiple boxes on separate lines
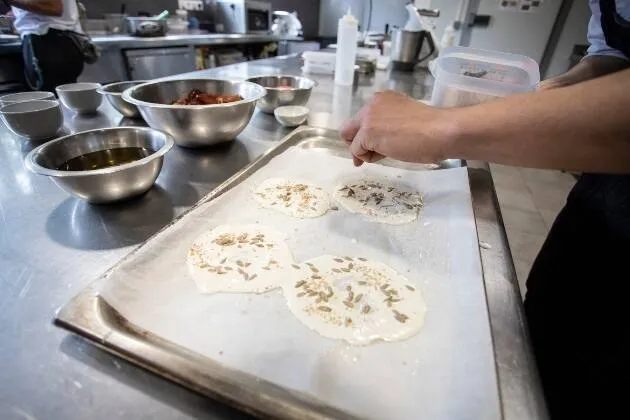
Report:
302,51,336,75
429,47,540,108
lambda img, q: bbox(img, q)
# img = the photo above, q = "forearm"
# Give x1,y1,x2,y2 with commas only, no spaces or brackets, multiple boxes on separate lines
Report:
539,55,629,89
8,0,62,16
446,68,630,173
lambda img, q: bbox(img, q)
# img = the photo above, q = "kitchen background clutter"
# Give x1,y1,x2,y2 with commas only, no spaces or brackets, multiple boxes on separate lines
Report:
0,0,590,91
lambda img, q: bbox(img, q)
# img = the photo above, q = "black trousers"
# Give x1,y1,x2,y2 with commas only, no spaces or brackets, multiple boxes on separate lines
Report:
22,28,84,92
525,174,630,419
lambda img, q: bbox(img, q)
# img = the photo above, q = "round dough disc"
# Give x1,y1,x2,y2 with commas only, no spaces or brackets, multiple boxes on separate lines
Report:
187,225,294,294
283,255,426,345
333,178,423,224
254,178,330,218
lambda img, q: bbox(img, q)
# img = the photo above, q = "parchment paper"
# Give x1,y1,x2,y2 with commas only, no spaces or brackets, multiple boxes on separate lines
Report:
100,146,501,420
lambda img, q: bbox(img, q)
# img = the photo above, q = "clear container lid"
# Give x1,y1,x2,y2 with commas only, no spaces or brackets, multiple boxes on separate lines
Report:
430,47,540,96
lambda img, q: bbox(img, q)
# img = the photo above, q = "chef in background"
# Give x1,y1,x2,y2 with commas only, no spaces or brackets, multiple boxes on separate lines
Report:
341,1,629,419
4,0,85,90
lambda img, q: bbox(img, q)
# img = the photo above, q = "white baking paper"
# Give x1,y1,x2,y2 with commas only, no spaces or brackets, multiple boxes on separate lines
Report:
100,146,501,420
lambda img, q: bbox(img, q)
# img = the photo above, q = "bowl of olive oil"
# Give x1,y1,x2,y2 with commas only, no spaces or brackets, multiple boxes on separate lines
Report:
25,127,174,203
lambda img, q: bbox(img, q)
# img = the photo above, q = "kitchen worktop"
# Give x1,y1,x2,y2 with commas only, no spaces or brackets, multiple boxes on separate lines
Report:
0,32,301,53
0,56,547,420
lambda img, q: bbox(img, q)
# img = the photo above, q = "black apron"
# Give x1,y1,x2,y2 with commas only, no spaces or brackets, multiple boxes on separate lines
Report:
22,28,84,91
524,1,630,418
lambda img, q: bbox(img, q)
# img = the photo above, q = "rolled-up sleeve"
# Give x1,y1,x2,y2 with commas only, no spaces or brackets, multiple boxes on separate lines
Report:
586,0,628,59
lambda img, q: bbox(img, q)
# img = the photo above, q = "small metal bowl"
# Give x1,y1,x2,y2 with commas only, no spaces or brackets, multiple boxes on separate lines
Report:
0,90,55,106
0,99,63,140
122,78,266,148
25,127,174,204
246,75,317,114
98,80,147,118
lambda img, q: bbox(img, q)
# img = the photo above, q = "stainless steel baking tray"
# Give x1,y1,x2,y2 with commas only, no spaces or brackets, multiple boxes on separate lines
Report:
54,126,542,419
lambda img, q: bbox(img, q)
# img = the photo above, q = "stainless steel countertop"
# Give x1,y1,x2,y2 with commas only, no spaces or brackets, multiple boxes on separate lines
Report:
0,32,301,53
0,56,547,420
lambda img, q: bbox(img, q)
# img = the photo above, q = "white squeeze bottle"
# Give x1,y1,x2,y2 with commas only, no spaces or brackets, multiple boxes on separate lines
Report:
334,8,358,86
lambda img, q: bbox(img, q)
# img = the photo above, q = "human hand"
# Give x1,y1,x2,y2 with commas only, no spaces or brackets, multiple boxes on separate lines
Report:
340,91,452,166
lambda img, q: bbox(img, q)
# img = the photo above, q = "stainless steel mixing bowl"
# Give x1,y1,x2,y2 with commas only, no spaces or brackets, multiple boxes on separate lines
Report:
246,75,316,113
25,127,174,204
98,80,147,118
122,78,266,148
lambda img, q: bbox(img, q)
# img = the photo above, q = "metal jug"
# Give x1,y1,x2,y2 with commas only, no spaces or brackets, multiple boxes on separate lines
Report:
390,29,436,71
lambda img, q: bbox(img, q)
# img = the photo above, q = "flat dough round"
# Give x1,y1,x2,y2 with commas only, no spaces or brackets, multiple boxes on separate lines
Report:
254,178,330,218
283,255,426,345
333,178,424,224
187,225,294,294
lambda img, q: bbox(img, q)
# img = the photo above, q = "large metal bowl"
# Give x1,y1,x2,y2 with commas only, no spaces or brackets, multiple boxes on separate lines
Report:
98,80,147,118
25,127,174,204
122,78,266,148
246,75,316,113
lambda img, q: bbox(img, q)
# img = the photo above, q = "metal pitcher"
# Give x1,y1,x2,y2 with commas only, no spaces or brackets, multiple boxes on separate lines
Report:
390,29,436,71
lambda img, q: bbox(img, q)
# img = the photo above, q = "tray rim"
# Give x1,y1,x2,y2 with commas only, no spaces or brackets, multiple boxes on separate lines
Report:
54,125,545,419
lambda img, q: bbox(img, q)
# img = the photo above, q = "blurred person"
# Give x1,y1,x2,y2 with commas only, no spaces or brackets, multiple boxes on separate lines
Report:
4,0,95,91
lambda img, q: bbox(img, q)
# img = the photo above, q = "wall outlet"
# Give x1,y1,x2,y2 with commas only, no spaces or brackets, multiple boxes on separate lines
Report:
178,0,204,11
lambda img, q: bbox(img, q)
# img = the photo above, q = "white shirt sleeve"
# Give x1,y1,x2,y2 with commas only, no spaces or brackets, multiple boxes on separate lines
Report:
586,0,628,59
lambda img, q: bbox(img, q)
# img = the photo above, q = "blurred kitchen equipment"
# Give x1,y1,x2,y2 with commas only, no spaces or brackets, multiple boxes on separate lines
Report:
0,91,55,106
104,13,127,34
429,46,540,108
356,56,376,75
214,0,271,34
126,16,168,37
167,9,189,33
271,11,302,38
0,99,62,141
56,82,102,114
25,127,174,204
0,15,16,34
122,78,265,147
214,49,247,66
246,75,316,113
98,81,147,118
390,28,436,71
125,47,196,80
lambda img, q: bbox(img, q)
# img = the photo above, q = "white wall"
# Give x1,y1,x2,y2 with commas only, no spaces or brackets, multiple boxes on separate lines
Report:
545,0,590,78
318,0,462,43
